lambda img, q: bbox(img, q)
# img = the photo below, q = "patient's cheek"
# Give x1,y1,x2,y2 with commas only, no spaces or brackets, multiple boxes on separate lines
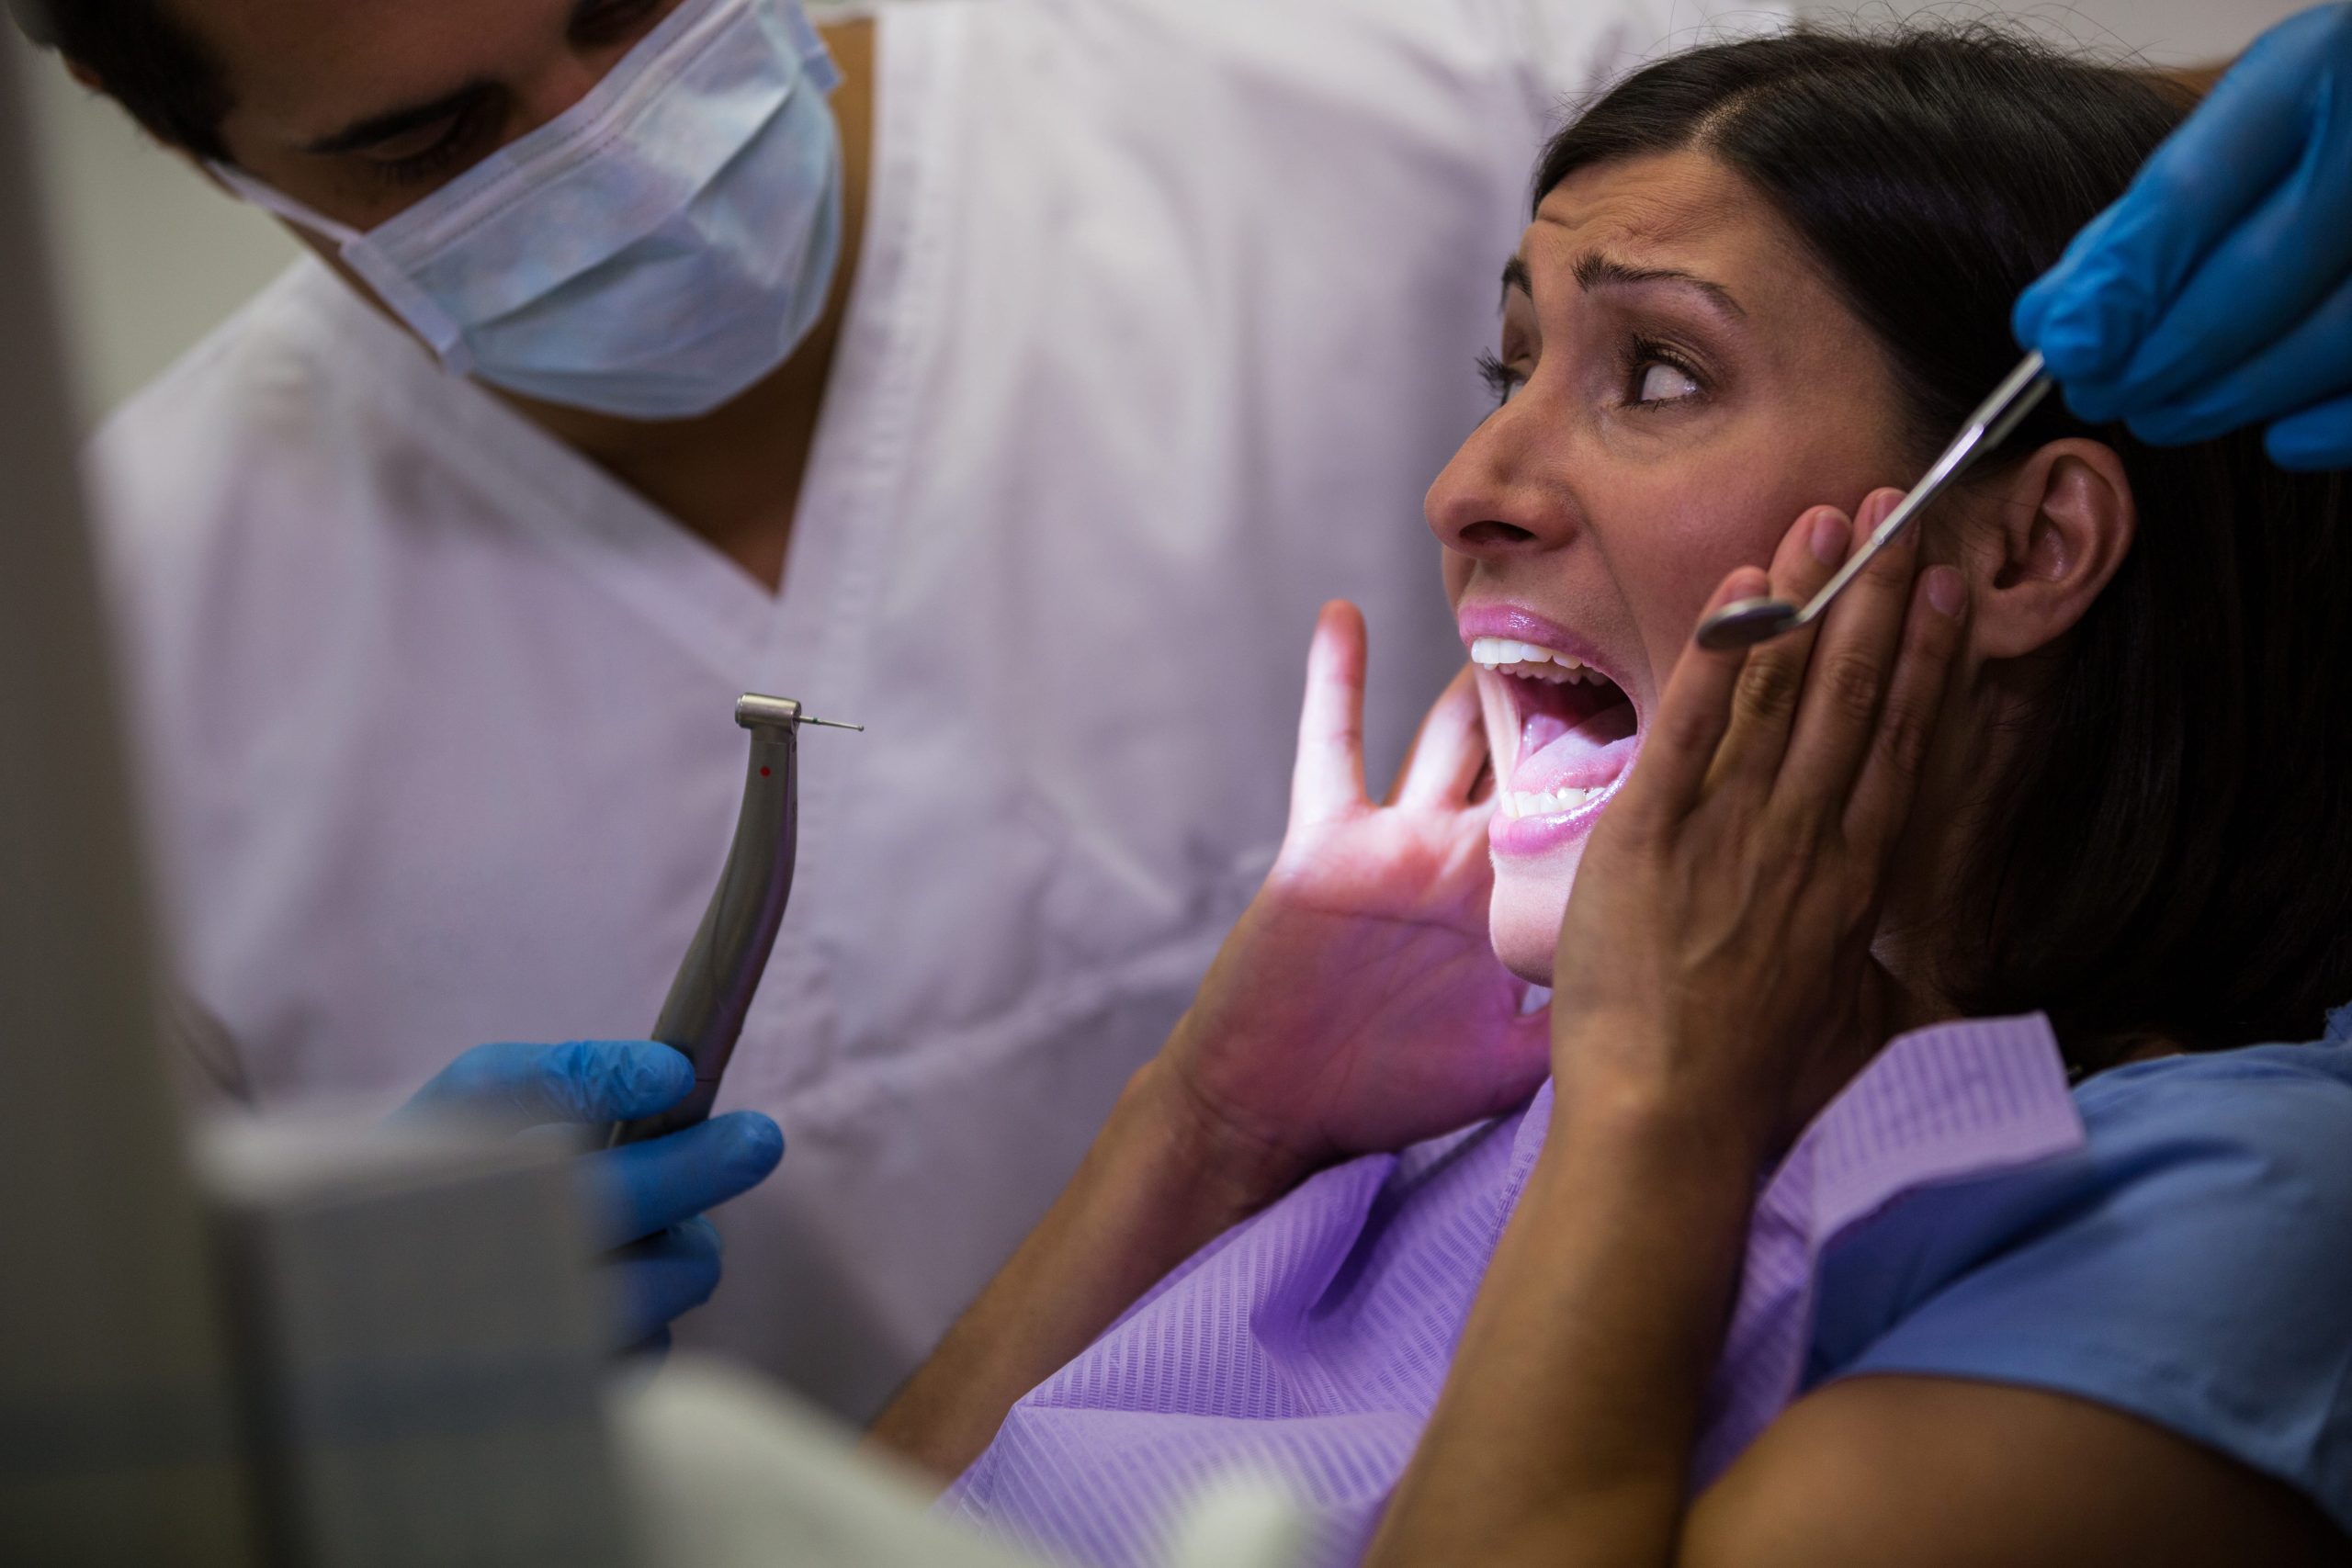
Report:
1442,551,1474,603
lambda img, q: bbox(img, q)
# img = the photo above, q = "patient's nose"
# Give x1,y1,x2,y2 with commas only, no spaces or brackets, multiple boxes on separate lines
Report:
1425,407,1575,560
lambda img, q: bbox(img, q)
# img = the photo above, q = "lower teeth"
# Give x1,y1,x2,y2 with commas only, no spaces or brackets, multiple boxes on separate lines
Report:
1505,785,1600,819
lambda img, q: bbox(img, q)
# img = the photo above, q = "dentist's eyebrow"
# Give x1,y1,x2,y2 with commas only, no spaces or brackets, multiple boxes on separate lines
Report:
302,82,495,157
303,0,665,156
1572,252,1747,321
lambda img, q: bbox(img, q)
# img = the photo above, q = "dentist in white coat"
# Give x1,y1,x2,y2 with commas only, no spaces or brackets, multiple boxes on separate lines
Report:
17,0,1766,1416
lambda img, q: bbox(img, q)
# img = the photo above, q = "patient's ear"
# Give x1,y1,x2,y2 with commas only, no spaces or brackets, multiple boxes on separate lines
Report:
1961,439,2135,661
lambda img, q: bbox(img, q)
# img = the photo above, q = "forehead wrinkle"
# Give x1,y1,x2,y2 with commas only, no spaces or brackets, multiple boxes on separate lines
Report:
1525,182,1834,350
1533,175,1731,255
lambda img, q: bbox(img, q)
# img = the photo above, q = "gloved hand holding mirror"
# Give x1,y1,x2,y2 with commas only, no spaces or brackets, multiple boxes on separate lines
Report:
2015,3,2352,469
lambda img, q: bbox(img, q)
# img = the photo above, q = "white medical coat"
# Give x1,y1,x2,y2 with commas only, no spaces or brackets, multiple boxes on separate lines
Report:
91,0,1767,1416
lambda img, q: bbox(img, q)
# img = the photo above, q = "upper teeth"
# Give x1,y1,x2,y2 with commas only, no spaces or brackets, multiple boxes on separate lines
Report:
1470,637,1606,682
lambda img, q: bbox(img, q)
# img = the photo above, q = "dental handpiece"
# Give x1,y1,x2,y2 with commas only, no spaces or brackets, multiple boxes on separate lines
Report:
606,694,861,1148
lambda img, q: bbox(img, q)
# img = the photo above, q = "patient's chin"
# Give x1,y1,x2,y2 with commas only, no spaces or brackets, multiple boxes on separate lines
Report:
1487,865,1577,986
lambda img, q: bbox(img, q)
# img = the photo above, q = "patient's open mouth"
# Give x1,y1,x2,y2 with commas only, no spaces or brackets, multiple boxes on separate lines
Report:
1468,632,1640,830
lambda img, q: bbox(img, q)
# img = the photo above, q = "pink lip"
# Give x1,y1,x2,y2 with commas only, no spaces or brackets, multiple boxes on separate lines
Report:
1457,599,1643,858
1488,784,1622,857
1454,603,1619,674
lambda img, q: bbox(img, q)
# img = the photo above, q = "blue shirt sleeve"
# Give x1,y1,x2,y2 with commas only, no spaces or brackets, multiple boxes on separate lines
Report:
1806,1043,2352,1534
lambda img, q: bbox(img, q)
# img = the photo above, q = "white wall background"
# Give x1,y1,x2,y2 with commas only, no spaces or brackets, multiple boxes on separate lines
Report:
17,47,300,431
13,0,2317,430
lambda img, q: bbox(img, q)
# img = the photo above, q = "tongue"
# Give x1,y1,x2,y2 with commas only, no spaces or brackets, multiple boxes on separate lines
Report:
1516,697,1637,792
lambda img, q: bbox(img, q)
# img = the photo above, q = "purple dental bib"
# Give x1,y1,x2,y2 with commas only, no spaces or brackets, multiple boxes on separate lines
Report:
945,1016,2082,1567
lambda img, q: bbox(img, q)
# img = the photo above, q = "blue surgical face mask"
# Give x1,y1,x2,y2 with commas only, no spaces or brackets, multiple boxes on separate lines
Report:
213,0,843,421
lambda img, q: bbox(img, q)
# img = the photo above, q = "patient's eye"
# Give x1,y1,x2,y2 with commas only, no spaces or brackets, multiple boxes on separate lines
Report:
1476,351,1526,409
1634,360,1702,405
1622,334,1706,409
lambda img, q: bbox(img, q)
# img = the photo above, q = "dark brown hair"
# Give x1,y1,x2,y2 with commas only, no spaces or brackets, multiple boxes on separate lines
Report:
8,0,234,162
1537,27,2351,1067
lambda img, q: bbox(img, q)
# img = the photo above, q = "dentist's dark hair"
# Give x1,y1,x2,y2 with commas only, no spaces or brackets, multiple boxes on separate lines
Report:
7,0,234,163
1535,26,2351,1070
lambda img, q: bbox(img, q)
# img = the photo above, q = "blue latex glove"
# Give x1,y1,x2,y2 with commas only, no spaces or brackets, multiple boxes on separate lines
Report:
399,1040,785,1353
2013,4,2352,469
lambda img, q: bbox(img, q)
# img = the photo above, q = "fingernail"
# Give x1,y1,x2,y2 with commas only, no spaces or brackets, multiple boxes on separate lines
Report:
1809,510,1849,565
1926,566,1966,618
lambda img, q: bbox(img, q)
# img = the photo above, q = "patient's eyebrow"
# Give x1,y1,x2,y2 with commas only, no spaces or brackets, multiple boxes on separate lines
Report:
1499,255,1534,309
1572,252,1747,321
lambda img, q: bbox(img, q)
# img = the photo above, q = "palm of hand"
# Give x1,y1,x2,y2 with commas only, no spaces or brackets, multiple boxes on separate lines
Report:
1167,605,1550,1179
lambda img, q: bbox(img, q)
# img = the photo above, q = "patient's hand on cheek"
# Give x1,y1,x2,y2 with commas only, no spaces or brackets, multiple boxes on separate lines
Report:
1548,490,1968,1159
1148,601,1553,1202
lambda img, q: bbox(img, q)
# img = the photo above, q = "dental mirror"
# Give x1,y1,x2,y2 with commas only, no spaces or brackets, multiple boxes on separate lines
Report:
1693,596,1803,651
1693,350,2052,653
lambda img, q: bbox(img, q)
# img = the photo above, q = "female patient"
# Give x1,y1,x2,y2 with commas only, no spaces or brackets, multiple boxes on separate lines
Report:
869,28,2352,1567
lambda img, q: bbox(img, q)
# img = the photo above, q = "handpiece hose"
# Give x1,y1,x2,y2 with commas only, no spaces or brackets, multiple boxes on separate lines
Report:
606,694,854,1147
